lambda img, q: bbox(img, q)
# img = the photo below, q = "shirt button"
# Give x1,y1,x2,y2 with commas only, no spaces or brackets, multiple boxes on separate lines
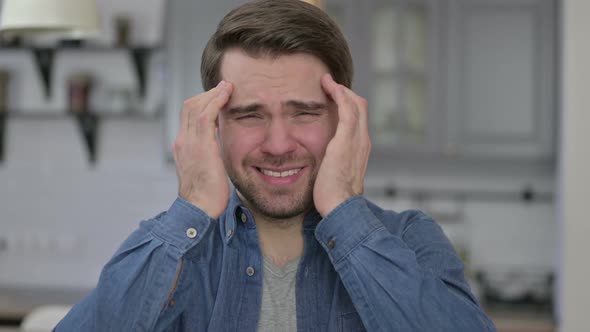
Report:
240,213,248,223
246,266,255,277
327,239,336,249
186,228,198,239
226,229,234,238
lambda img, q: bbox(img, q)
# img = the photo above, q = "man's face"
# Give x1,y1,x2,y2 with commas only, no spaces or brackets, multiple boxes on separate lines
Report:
218,49,338,220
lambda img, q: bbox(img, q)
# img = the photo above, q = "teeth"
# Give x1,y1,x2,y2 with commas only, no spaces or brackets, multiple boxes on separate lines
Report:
261,168,302,177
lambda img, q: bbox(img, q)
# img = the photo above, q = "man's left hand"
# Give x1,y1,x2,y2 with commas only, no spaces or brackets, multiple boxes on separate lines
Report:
313,74,371,217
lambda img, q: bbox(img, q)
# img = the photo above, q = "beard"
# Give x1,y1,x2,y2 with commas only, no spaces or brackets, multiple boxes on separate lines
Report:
225,153,317,221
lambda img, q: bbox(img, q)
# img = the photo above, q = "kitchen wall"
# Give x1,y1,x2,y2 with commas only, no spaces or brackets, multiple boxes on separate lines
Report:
0,0,561,324
0,0,173,311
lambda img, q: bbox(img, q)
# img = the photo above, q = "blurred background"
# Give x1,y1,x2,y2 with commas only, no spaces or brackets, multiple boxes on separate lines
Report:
0,0,587,331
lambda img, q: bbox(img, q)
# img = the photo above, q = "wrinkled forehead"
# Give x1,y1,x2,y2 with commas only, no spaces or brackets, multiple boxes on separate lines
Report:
220,49,330,108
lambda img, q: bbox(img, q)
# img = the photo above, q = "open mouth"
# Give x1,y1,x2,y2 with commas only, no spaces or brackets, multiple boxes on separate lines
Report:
255,167,303,178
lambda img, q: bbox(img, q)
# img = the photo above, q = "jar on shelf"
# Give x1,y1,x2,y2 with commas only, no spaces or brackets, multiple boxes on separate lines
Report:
67,73,93,113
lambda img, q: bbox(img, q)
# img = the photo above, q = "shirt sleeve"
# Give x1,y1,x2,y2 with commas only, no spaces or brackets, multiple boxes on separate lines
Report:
314,196,497,331
54,197,216,332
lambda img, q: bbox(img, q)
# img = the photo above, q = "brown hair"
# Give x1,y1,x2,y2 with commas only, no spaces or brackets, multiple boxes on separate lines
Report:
201,0,353,90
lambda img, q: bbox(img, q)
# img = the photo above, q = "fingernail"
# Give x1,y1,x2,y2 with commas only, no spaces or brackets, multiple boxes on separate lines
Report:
217,80,225,88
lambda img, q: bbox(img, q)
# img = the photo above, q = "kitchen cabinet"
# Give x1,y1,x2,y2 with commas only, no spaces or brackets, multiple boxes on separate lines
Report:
327,0,556,160
445,0,557,160
326,0,444,154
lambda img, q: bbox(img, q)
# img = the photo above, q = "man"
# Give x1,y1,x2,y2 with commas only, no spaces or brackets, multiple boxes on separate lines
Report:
56,0,496,331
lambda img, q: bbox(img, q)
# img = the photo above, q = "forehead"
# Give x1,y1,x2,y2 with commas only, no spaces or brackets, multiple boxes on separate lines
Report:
219,49,330,106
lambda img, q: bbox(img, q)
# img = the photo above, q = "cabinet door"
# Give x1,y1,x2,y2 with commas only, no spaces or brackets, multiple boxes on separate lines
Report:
446,0,556,159
365,0,444,153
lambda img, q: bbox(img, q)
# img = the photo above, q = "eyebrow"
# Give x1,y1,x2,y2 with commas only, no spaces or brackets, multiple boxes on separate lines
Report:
284,100,328,111
226,103,263,116
226,100,328,116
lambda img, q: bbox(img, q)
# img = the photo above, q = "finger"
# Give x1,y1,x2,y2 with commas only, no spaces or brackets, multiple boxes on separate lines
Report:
341,88,372,169
320,73,340,99
321,74,359,130
342,87,370,136
322,74,369,136
197,81,233,139
188,82,230,133
181,81,230,133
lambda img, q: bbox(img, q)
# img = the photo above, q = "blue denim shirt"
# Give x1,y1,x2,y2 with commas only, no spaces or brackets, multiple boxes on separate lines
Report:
56,191,496,331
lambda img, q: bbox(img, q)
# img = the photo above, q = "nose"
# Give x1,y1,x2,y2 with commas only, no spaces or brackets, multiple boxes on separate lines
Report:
259,119,297,156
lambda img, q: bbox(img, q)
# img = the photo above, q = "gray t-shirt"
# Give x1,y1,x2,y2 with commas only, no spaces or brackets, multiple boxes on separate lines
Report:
257,256,300,332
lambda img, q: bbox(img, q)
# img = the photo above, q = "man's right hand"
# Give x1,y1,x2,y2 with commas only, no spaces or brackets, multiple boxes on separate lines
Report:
172,81,233,219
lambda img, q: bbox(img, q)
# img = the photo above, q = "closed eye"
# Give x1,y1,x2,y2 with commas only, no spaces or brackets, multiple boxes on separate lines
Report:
295,111,320,117
226,103,264,121
237,113,262,120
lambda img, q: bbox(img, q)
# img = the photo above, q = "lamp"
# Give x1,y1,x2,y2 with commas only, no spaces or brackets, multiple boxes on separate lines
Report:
0,0,100,39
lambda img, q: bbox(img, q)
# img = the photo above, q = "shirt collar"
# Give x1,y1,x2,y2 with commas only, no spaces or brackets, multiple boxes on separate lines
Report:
223,189,322,233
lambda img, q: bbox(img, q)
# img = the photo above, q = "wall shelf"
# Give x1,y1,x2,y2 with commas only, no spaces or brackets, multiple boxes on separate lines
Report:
0,41,164,165
0,45,162,98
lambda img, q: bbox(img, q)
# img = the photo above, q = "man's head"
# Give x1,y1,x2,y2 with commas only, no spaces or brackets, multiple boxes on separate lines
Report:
202,0,353,222
201,0,353,90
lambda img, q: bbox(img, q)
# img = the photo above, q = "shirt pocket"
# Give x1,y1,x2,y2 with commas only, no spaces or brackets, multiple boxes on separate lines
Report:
340,311,367,332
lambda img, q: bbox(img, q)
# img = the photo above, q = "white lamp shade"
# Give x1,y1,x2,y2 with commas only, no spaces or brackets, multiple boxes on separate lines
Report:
0,0,101,38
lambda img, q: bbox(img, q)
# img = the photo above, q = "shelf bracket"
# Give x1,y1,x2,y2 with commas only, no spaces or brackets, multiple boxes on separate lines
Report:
130,47,150,98
33,48,55,99
73,112,100,164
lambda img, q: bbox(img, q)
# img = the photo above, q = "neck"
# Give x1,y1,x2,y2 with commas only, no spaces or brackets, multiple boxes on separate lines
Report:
252,212,305,268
